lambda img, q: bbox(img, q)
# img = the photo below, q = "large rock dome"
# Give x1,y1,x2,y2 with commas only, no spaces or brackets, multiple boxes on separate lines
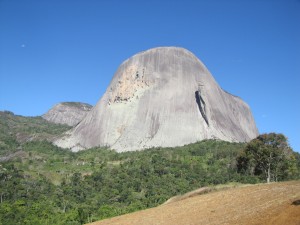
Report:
55,47,258,152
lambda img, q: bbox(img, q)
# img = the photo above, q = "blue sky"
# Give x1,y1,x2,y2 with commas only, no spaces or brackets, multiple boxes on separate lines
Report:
0,0,299,151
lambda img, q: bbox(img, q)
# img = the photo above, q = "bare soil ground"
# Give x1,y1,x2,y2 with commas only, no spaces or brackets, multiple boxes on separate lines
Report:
88,181,300,225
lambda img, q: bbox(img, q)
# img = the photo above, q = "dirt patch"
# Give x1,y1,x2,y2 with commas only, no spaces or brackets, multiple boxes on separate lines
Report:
88,181,300,225
163,187,211,205
264,202,300,225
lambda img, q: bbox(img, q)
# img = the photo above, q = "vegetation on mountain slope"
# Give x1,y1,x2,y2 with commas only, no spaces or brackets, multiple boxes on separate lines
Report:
0,111,70,156
0,112,299,224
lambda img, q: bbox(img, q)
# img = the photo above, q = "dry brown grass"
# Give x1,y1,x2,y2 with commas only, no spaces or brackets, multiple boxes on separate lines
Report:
88,181,300,225
163,187,212,205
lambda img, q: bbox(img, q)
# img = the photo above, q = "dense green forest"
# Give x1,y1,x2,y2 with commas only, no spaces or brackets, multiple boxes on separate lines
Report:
0,111,299,224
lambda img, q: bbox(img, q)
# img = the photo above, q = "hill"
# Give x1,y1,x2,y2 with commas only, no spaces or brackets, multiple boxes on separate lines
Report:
0,111,299,224
42,102,92,126
0,111,70,156
88,181,300,225
0,138,299,225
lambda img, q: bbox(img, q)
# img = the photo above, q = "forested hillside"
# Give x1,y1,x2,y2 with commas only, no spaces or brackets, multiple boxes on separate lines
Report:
0,111,70,156
0,112,299,224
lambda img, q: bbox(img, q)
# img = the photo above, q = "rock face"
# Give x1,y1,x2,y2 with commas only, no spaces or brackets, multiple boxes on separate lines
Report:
42,102,92,126
55,47,258,152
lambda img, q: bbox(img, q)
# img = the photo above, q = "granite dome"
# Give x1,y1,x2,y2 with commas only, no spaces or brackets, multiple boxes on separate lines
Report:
55,47,258,152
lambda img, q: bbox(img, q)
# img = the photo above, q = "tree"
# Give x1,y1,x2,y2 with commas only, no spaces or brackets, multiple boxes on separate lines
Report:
237,133,292,183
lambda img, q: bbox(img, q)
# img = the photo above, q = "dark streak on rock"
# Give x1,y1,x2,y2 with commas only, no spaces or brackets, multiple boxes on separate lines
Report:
195,91,209,126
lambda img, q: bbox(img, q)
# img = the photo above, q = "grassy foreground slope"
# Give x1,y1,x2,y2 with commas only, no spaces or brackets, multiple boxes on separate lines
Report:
88,181,300,225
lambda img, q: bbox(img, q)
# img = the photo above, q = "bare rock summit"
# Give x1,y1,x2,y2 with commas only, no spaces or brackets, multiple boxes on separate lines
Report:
55,47,258,152
43,102,92,126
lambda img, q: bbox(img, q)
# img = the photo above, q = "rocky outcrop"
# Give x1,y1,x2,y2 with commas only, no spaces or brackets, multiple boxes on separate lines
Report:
0,151,26,162
43,102,92,126
55,47,258,152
